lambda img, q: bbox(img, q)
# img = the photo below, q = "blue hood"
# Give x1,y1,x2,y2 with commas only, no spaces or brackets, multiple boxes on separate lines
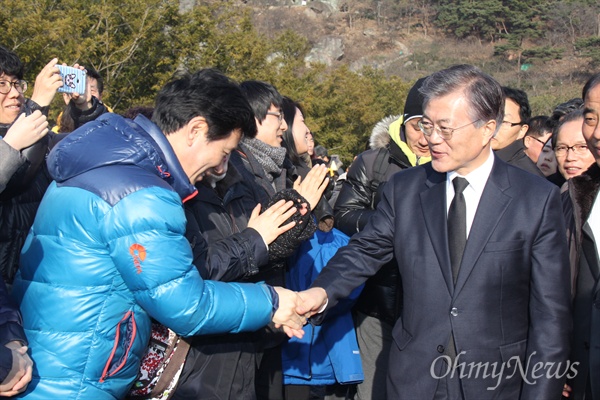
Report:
47,113,196,201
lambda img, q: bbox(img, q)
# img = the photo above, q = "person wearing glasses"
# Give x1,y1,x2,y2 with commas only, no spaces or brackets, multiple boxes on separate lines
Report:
296,64,571,399
523,115,552,164
491,87,544,177
332,76,430,400
0,46,64,289
229,80,329,400
553,110,595,183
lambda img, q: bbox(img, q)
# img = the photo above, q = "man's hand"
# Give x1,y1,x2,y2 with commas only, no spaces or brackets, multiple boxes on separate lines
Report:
30,58,62,107
3,111,48,151
272,287,305,339
247,200,297,245
0,341,33,397
296,287,328,318
293,164,329,211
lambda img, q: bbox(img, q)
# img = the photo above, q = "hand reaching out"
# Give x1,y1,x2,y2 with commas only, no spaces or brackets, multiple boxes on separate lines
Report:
247,200,298,245
3,111,48,151
293,164,329,211
272,287,306,339
296,287,328,319
30,58,62,107
0,341,33,397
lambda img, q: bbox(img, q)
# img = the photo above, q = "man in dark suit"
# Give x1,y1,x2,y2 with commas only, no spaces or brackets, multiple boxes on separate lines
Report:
562,72,600,400
298,65,572,399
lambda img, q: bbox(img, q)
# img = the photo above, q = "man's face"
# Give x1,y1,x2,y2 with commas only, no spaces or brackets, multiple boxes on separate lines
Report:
0,73,25,124
423,92,494,176
174,119,241,184
523,131,552,163
491,98,527,150
555,118,595,180
404,117,430,158
583,83,600,167
88,77,101,101
255,104,287,147
536,139,558,177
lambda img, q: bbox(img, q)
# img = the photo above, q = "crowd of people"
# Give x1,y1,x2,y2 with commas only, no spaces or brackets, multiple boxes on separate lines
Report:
0,43,599,400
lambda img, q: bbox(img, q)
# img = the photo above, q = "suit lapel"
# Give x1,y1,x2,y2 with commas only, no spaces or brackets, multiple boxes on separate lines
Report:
420,166,453,295
454,159,512,297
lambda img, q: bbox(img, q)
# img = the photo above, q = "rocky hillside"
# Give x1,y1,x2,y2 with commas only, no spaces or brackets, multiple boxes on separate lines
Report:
244,0,592,114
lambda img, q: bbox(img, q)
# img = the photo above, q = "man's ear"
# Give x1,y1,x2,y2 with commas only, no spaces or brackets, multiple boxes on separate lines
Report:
482,119,497,143
517,124,529,140
523,135,532,149
185,116,208,146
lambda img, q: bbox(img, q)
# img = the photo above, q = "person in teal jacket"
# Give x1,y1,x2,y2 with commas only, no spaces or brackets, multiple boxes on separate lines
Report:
11,69,305,400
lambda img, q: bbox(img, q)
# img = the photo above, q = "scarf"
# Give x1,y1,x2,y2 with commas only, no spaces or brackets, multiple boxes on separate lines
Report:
241,137,287,182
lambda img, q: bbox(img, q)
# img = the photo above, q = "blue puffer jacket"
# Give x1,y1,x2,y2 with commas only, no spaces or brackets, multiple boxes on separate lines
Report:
11,114,275,400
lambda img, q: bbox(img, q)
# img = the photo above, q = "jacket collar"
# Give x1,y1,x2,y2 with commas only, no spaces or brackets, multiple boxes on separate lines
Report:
133,115,197,202
569,162,600,226
420,156,512,296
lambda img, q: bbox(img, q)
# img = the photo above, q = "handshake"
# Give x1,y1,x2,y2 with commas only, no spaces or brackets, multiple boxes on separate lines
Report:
271,287,328,339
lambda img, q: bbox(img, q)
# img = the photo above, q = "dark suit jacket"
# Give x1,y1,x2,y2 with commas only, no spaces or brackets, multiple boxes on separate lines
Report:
312,156,572,399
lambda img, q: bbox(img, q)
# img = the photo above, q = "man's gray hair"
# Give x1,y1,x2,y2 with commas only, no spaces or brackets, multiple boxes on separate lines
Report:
419,64,504,134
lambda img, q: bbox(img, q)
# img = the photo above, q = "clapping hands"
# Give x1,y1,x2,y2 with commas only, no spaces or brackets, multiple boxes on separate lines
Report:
293,164,330,211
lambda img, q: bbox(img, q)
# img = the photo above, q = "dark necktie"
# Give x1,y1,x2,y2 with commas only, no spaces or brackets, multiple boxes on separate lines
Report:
448,177,469,285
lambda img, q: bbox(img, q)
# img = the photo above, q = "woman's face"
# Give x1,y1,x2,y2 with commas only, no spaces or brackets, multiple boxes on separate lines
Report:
292,107,309,154
536,139,558,177
555,118,596,180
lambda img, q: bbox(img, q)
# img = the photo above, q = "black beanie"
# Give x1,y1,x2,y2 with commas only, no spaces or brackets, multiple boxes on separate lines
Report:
403,77,428,123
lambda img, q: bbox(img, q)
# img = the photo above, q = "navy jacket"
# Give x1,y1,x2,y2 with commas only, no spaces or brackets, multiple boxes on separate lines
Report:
313,157,571,399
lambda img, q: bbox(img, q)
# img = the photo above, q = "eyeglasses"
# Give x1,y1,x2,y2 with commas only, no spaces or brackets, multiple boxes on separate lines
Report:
418,119,480,140
266,111,284,122
0,79,27,95
554,144,590,157
526,136,547,146
501,120,523,128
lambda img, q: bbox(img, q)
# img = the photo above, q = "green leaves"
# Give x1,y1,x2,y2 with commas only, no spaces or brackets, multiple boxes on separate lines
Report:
4,0,408,163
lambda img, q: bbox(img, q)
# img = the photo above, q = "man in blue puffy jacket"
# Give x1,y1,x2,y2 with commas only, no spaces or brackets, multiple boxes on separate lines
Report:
11,69,305,400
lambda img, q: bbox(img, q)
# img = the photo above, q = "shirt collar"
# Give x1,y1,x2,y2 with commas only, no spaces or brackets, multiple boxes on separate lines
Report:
447,148,495,194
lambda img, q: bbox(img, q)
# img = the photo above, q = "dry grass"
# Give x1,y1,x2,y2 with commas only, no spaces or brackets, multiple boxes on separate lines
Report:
251,4,596,115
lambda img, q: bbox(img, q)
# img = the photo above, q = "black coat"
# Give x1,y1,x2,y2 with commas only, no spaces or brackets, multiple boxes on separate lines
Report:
334,138,410,325
184,165,268,282
177,164,270,400
494,140,545,177
563,163,600,400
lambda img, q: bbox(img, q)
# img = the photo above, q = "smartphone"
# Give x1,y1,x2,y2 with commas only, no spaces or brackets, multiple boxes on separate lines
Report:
57,65,86,95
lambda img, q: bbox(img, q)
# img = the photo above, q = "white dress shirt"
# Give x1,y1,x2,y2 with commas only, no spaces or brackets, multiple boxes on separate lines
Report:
588,190,600,260
446,149,495,238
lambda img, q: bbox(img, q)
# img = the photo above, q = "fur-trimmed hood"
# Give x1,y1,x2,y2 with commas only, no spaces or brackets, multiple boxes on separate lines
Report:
369,115,401,150
570,162,600,226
